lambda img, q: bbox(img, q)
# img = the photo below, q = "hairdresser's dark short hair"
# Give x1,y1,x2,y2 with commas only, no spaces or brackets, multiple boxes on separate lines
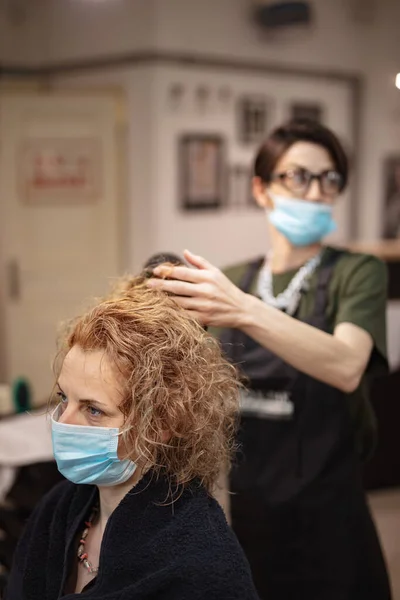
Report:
254,119,349,192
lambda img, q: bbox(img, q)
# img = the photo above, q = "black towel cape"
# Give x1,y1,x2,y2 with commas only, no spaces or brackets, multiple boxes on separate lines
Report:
6,471,259,599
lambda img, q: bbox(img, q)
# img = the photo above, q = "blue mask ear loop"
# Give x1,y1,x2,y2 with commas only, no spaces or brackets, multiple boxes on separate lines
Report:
264,186,275,210
115,423,142,469
52,403,63,422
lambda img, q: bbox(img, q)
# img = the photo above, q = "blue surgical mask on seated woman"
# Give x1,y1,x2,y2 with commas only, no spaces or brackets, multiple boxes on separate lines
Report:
267,192,337,246
51,405,137,486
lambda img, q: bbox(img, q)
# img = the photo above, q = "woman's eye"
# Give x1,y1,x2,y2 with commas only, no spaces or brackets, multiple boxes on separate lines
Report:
326,171,342,185
291,169,307,184
56,391,67,403
87,405,103,418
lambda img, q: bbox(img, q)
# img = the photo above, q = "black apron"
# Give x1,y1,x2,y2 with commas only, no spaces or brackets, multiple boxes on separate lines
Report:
220,252,392,600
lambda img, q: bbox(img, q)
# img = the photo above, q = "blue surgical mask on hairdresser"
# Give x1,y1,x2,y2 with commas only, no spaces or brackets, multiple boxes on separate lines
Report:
51,405,137,486
267,192,337,247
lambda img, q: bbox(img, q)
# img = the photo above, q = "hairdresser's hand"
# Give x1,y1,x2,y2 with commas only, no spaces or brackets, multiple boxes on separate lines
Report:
146,250,251,328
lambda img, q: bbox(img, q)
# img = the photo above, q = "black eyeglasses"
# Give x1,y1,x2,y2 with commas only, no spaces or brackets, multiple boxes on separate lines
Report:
271,167,344,198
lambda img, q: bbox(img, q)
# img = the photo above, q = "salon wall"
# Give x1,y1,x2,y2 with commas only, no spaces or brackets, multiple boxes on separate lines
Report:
0,0,156,66
2,0,378,70
0,2,47,65
51,66,350,269
4,0,400,267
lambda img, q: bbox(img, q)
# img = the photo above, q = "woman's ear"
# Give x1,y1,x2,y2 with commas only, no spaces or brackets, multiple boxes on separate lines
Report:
252,176,273,209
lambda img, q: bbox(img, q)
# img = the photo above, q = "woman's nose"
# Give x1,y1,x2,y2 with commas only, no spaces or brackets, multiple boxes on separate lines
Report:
58,403,80,426
304,178,323,202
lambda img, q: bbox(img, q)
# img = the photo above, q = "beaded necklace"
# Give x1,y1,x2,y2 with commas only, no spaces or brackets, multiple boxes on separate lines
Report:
257,251,322,316
77,504,99,574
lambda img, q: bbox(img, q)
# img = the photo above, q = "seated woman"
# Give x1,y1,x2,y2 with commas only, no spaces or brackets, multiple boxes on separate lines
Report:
5,277,259,599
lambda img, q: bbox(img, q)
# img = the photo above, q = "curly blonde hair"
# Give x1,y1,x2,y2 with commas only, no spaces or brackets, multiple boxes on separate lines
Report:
54,275,240,493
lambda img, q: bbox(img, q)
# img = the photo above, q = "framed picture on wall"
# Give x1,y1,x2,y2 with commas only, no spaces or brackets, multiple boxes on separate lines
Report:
290,102,324,123
382,155,400,239
179,134,225,210
237,95,271,145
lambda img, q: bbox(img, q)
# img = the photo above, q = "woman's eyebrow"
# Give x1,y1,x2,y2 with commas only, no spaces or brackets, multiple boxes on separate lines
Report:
78,398,108,408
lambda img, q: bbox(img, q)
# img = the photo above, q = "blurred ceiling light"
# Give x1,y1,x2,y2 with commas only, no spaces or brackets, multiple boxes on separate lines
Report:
396,74,400,90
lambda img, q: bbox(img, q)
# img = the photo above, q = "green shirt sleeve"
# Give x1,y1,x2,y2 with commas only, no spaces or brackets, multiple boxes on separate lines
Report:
333,253,388,374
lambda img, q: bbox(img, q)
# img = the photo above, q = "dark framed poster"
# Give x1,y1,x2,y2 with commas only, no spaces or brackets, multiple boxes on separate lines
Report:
290,102,324,123
237,95,271,144
179,134,225,211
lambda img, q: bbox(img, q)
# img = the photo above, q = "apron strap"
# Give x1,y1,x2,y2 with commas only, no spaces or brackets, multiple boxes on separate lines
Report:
239,257,264,294
313,249,344,318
